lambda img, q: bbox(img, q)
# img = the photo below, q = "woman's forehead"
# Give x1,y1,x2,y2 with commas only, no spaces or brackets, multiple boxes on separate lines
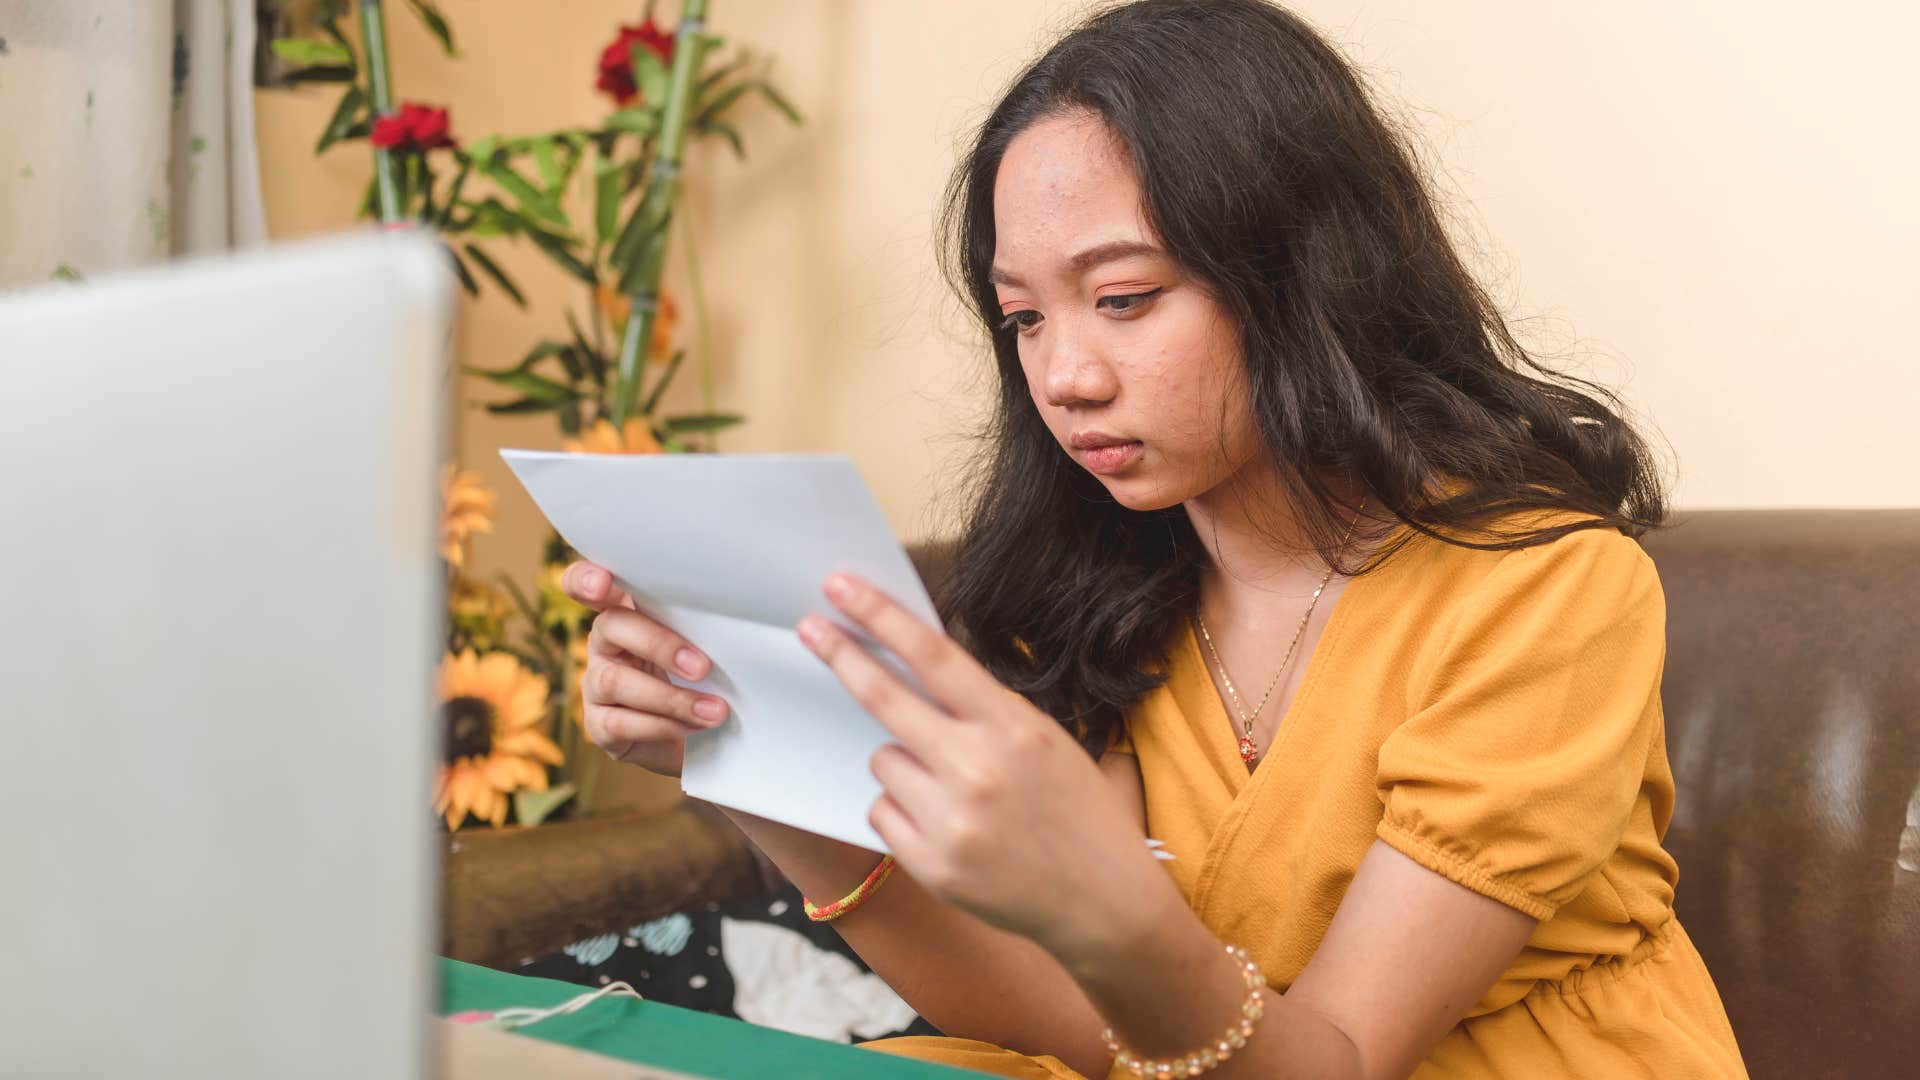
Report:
992,112,1154,279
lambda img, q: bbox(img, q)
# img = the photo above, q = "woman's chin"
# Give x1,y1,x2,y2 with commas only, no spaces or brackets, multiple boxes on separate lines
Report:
1096,472,1186,513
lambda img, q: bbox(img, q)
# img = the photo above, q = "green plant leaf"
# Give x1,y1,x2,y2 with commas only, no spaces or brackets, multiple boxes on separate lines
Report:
641,349,686,415
436,156,473,227
663,412,743,434
467,366,574,404
404,0,459,57
554,345,586,383
609,198,665,274
695,81,751,128
283,64,355,84
527,228,596,286
603,107,660,135
486,163,569,228
271,37,352,66
315,85,367,154
447,245,480,296
530,136,562,190
355,175,379,220
593,160,623,243
749,80,803,125
565,309,608,387
513,783,577,827
703,120,746,161
559,399,583,436
461,243,526,307
697,55,747,101
466,134,500,166
632,44,670,107
502,339,570,374
485,396,567,416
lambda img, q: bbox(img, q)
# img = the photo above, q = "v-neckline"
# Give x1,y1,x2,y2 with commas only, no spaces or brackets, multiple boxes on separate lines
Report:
1181,566,1368,798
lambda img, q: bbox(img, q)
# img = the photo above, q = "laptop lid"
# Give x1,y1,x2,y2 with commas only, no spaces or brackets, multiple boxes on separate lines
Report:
0,233,450,1078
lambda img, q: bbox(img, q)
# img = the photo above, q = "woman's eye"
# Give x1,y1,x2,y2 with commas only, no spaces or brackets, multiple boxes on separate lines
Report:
1097,288,1163,315
999,309,1043,335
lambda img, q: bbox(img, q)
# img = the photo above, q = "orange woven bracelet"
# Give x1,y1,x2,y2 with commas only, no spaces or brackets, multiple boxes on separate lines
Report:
803,855,896,923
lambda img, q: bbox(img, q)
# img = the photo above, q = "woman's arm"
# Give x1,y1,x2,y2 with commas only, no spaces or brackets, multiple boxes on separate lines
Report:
1066,838,1535,1078
800,572,1539,1078
715,749,1151,1072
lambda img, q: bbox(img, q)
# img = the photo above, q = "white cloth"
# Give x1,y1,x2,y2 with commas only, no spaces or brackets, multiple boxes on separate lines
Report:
721,916,919,1043
0,0,266,288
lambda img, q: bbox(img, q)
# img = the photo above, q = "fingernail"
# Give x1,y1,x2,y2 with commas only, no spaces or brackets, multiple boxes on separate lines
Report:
675,647,704,678
824,574,854,603
694,698,727,724
797,615,826,648
582,568,605,595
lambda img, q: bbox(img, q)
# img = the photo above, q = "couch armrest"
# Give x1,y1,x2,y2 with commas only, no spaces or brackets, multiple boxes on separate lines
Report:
440,802,778,969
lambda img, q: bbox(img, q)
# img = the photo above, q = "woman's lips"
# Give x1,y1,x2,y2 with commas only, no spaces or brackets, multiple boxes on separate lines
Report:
1079,440,1142,475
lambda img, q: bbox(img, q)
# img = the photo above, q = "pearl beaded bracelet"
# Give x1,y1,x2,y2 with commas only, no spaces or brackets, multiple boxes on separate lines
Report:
1101,944,1267,1078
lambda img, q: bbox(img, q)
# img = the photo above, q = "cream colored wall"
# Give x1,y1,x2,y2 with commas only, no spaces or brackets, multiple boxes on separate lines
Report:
259,0,1920,580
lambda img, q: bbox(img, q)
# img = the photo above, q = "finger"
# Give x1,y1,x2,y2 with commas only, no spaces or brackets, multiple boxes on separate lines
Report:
584,702,704,750
799,613,949,754
588,606,712,681
820,573,985,715
562,561,635,613
584,652,728,727
582,704,695,773
867,791,925,866
869,742,945,826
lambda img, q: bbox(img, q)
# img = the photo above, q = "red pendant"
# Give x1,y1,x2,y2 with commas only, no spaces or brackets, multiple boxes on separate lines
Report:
1238,734,1259,764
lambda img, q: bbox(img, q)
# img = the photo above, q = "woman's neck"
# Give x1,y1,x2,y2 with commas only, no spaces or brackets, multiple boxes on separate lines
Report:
1182,462,1364,626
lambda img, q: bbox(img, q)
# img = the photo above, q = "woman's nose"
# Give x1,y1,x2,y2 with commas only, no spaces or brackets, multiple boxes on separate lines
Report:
1040,328,1119,409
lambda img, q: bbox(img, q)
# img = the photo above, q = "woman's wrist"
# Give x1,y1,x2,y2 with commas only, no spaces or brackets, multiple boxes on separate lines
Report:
1048,867,1194,983
1042,874,1263,1066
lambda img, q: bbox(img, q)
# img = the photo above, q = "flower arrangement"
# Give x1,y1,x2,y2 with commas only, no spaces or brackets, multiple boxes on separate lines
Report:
272,0,797,828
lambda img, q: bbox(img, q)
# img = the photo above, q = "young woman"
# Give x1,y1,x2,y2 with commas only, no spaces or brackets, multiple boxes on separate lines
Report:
562,1,1745,1075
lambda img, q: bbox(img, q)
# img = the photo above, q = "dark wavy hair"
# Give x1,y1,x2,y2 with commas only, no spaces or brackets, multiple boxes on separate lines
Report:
935,0,1667,749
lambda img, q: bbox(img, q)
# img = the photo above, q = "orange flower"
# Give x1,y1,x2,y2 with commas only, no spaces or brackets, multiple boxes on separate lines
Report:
592,284,679,362
564,417,663,455
435,649,562,830
440,464,496,568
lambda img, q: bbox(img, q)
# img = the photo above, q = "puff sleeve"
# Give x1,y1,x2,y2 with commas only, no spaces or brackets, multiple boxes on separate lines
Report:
1374,527,1666,921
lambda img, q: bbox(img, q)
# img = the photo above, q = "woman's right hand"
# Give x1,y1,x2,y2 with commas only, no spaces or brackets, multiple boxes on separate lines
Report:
563,561,729,778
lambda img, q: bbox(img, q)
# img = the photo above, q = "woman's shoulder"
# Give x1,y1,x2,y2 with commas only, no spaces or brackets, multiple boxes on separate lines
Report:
1373,511,1663,655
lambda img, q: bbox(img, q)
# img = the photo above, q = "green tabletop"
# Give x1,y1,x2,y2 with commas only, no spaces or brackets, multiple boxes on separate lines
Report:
439,958,987,1079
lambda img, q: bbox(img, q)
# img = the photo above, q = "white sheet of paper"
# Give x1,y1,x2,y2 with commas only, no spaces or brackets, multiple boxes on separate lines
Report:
501,450,941,853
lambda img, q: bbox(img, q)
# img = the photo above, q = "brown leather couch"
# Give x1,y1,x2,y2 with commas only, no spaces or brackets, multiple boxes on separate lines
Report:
443,509,1920,1078
1642,510,1920,1078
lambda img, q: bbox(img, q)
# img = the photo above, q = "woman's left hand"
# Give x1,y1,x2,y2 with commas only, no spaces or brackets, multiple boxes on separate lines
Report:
797,572,1171,962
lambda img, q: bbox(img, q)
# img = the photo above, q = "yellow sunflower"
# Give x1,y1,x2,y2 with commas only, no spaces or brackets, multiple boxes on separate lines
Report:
593,283,680,362
439,464,496,568
435,649,562,829
564,417,663,455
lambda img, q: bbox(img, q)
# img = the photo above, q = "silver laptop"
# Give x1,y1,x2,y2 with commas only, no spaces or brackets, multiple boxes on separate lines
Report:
0,234,451,1078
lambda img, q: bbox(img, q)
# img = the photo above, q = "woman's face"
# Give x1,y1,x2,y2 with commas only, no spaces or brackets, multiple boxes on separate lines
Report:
991,108,1259,512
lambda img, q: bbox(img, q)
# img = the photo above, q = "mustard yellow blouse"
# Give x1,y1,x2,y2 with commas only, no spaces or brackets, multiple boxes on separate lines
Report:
869,525,1747,1078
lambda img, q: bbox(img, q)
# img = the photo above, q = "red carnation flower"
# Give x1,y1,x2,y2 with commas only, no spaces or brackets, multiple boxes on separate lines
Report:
371,102,455,153
596,19,675,104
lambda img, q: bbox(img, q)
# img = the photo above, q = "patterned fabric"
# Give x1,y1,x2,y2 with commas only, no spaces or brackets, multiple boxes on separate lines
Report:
517,883,939,1044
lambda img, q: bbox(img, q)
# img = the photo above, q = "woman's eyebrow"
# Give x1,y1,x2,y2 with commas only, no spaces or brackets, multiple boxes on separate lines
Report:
989,239,1162,287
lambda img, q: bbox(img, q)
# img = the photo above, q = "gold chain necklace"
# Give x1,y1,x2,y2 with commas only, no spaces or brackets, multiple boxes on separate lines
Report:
1195,504,1364,767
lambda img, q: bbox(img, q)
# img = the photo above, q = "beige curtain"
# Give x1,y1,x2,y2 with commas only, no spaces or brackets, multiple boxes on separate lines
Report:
0,0,267,288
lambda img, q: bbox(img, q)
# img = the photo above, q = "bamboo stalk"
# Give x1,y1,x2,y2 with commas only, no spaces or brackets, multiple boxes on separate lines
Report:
610,0,710,428
359,0,403,223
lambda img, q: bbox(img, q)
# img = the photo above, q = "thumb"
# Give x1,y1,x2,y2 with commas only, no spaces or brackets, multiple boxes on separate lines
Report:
562,560,635,613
